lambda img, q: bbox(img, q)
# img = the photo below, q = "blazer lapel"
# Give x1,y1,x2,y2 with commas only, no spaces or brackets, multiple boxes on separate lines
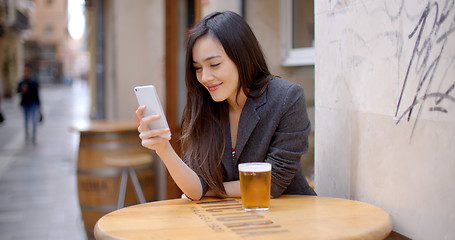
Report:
233,88,267,165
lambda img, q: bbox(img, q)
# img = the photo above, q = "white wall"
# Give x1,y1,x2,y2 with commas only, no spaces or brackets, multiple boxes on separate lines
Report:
315,1,455,239
105,0,165,121
201,0,242,17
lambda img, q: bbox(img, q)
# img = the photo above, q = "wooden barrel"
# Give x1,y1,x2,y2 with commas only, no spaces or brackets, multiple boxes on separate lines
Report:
72,121,156,240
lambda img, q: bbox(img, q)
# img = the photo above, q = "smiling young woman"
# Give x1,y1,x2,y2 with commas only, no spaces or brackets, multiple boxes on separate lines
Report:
136,11,316,200
192,34,242,105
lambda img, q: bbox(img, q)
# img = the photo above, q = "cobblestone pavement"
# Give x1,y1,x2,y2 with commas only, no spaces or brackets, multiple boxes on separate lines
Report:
0,80,89,240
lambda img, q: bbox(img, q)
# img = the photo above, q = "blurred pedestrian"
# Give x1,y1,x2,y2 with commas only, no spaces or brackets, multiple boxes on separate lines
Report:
17,64,41,143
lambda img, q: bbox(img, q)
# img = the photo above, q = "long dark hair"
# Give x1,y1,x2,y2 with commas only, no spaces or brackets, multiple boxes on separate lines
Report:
181,11,272,197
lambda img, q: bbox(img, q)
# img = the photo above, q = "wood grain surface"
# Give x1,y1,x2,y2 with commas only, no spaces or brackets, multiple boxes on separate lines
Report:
95,195,392,240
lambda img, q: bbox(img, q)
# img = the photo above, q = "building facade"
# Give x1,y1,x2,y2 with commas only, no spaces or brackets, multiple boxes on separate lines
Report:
26,0,68,84
0,0,69,99
0,0,32,98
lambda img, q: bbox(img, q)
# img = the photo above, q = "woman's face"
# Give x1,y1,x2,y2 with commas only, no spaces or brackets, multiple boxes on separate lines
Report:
192,35,240,104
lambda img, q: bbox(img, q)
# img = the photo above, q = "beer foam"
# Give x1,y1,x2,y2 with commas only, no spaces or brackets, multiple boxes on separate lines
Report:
238,163,271,172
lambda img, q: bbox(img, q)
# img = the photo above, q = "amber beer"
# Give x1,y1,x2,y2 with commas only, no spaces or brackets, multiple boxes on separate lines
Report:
238,162,272,211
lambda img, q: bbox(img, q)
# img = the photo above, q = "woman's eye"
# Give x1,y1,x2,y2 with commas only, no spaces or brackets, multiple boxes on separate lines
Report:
210,63,221,68
194,66,202,71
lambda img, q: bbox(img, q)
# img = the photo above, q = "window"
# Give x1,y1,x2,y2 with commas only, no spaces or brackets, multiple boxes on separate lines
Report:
44,24,54,36
281,0,314,66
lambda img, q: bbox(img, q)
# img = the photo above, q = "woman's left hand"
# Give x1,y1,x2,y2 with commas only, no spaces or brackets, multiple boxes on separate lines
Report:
136,105,171,152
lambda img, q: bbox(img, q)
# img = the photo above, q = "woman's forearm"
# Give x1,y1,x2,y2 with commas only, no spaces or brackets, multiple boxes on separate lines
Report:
204,181,241,198
156,142,203,200
224,180,241,197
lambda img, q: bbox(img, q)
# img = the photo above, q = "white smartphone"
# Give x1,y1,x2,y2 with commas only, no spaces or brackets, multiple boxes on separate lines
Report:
134,85,171,138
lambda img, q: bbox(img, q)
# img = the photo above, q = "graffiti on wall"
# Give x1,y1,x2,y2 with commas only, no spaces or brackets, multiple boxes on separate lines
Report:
324,0,454,142
393,0,455,138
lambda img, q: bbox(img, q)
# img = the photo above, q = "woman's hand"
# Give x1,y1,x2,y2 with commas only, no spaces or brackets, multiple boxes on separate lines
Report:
136,105,203,200
136,105,171,153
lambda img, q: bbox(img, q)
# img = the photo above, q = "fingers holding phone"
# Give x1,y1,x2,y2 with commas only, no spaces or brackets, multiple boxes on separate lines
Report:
134,85,171,138
136,105,171,150
134,85,172,151
139,128,171,151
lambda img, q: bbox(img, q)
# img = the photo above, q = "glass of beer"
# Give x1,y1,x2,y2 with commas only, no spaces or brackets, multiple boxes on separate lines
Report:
238,162,272,211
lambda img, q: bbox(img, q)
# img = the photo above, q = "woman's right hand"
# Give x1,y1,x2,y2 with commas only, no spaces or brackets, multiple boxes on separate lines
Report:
136,105,171,152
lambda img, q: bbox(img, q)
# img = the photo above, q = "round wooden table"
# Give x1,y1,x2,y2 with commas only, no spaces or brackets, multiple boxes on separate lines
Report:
94,195,392,240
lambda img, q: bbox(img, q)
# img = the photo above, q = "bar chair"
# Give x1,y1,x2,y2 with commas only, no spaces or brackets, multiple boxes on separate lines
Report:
104,154,153,209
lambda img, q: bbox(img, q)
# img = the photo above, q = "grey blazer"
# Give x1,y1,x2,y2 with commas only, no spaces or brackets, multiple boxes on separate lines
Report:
196,77,316,198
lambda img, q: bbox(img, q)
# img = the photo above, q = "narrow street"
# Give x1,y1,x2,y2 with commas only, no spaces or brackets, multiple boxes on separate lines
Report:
0,80,89,240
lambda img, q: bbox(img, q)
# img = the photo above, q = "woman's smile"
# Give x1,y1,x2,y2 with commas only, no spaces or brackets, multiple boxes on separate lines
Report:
206,82,223,92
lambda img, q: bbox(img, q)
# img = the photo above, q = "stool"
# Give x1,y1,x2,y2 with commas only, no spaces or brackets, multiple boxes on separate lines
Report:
104,154,153,209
